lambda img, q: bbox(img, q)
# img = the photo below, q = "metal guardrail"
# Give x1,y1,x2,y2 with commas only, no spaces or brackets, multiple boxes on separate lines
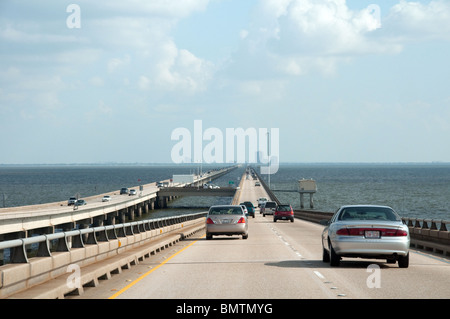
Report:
251,167,280,205
402,218,449,231
293,210,450,233
0,212,207,264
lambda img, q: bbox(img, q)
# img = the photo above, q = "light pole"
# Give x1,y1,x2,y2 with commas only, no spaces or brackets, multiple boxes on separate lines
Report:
267,131,271,188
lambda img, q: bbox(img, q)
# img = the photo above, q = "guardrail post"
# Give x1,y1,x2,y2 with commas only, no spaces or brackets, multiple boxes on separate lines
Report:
11,241,28,264
107,227,117,240
71,231,84,248
97,228,109,242
430,220,438,230
115,224,126,237
37,236,51,257
132,222,140,234
125,224,134,236
86,229,97,245
56,234,70,252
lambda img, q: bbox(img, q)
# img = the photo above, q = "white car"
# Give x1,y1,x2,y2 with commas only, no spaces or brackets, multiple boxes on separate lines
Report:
206,205,248,240
321,205,410,268
257,197,268,207
102,195,111,202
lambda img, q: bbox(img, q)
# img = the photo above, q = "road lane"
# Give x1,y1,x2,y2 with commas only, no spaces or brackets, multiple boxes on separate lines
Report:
69,173,450,299
108,177,342,299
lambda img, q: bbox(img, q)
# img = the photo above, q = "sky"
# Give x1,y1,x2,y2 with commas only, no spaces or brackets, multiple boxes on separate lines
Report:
1,0,449,165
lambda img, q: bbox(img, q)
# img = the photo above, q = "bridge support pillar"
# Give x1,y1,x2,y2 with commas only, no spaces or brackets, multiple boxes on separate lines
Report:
128,207,135,221
106,212,117,225
155,196,167,209
299,192,315,209
118,210,127,223
143,202,149,214
93,216,104,227
136,204,142,218
162,196,168,208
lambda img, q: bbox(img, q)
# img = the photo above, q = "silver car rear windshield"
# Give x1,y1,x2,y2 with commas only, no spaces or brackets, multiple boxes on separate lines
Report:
209,207,243,215
338,207,401,221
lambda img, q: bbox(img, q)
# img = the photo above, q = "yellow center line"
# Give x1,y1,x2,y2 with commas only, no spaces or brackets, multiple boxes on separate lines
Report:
108,235,204,299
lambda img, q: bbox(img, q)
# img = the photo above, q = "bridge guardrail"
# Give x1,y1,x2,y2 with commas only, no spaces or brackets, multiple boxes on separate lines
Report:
0,212,207,264
0,212,207,298
251,167,280,204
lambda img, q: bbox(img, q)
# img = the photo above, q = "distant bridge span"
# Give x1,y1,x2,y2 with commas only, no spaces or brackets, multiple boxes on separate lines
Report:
157,187,236,197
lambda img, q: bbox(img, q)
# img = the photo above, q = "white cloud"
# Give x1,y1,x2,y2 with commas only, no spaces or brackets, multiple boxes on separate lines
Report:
89,76,104,87
229,0,450,80
85,100,113,122
385,0,450,41
107,55,131,73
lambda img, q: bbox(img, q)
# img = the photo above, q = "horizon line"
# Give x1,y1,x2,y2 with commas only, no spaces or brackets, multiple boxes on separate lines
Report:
1,161,449,166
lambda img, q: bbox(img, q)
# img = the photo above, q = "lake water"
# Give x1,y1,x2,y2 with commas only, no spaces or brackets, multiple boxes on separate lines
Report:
0,163,449,221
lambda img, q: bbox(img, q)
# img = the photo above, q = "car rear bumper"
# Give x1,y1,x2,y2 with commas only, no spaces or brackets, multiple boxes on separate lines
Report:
206,224,248,235
274,214,294,220
332,236,410,257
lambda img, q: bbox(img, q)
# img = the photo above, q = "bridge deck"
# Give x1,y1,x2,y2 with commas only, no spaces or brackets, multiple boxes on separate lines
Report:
157,186,236,197
61,175,450,300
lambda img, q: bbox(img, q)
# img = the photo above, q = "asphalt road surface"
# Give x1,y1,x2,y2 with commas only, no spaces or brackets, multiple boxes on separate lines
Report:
69,177,450,300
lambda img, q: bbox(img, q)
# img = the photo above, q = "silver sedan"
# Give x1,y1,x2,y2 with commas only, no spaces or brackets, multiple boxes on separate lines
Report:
321,205,410,268
206,205,248,240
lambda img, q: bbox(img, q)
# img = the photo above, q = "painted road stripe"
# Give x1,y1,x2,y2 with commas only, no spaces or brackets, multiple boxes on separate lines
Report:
108,235,204,299
314,271,325,279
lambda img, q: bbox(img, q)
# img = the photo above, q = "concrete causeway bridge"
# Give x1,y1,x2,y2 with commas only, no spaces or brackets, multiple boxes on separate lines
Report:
0,165,449,299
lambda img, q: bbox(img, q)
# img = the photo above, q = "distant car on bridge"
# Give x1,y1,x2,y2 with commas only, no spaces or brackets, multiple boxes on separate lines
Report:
240,205,248,217
75,199,86,206
67,197,77,206
102,195,111,202
120,188,129,195
321,205,410,268
240,201,255,218
262,201,277,216
206,205,248,240
274,204,294,223
257,197,267,207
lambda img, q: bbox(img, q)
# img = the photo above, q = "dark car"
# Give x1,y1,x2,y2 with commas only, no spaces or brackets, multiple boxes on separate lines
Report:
240,201,255,218
274,204,294,222
120,187,129,195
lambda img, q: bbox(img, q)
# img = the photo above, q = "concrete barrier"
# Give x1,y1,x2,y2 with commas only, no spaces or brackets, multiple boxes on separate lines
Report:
0,214,206,299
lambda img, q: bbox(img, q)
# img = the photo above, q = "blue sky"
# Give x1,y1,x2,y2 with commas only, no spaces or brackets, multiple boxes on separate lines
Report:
1,0,449,164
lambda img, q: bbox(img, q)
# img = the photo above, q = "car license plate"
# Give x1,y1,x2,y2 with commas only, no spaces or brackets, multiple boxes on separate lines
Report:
221,219,231,224
365,230,380,238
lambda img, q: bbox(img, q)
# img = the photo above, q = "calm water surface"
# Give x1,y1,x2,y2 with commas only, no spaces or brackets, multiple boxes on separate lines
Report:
1,163,449,220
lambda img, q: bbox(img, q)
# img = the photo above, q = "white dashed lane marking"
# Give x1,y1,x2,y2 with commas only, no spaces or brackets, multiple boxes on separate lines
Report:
269,224,347,298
